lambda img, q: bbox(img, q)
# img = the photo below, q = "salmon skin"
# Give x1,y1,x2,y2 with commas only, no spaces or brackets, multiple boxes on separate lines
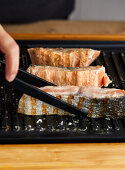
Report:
27,65,111,87
28,48,100,67
18,86,125,119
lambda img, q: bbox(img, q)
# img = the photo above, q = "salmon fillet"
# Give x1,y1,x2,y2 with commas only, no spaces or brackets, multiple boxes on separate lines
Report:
28,48,100,67
27,65,111,87
18,86,125,118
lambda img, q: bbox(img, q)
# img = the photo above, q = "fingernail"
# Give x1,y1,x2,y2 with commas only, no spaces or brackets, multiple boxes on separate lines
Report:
7,74,16,82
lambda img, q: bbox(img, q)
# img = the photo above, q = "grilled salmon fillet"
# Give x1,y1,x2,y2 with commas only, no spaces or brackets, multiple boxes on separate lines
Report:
27,65,111,87
28,48,100,67
18,86,125,118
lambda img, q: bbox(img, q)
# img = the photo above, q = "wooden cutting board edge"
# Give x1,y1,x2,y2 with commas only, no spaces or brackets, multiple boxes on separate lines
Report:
10,33,125,41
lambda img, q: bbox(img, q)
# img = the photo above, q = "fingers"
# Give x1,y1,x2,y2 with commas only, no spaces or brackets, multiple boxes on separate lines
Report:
5,43,19,82
0,25,19,82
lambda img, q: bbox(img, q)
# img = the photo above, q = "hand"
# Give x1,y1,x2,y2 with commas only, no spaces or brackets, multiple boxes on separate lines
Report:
0,25,19,82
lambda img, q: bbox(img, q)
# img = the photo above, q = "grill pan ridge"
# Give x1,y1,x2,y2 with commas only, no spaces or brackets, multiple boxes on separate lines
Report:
0,40,125,144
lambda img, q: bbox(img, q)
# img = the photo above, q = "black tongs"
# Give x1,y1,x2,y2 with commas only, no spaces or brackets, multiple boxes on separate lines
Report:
0,60,87,118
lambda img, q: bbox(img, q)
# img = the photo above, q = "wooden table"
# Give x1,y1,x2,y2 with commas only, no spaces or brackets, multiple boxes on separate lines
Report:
1,143,125,169
1,33,125,169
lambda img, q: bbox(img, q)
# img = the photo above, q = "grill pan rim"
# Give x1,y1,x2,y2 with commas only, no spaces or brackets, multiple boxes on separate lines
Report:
0,40,125,144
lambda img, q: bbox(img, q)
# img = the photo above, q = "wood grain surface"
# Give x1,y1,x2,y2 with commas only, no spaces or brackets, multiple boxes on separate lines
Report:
3,20,125,35
10,33,125,41
0,143,125,169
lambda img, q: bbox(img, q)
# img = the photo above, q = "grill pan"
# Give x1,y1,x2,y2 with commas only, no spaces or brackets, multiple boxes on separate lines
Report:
0,40,125,144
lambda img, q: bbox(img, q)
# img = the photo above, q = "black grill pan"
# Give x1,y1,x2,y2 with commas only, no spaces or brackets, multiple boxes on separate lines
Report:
0,40,125,144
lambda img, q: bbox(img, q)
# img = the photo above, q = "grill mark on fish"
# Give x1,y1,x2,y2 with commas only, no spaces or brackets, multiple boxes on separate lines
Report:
53,107,59,114
42,103,48,115
31,97,36,115
77,97,85,110
53,95,62,114
88,99,95,117
100,99,109,118
67,95,74,105
18,86,125,118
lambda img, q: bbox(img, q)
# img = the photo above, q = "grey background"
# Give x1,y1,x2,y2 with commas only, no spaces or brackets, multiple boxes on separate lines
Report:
70,0,125,21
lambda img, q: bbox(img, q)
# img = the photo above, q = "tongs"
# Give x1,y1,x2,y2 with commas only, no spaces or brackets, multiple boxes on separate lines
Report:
0,60,88,118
